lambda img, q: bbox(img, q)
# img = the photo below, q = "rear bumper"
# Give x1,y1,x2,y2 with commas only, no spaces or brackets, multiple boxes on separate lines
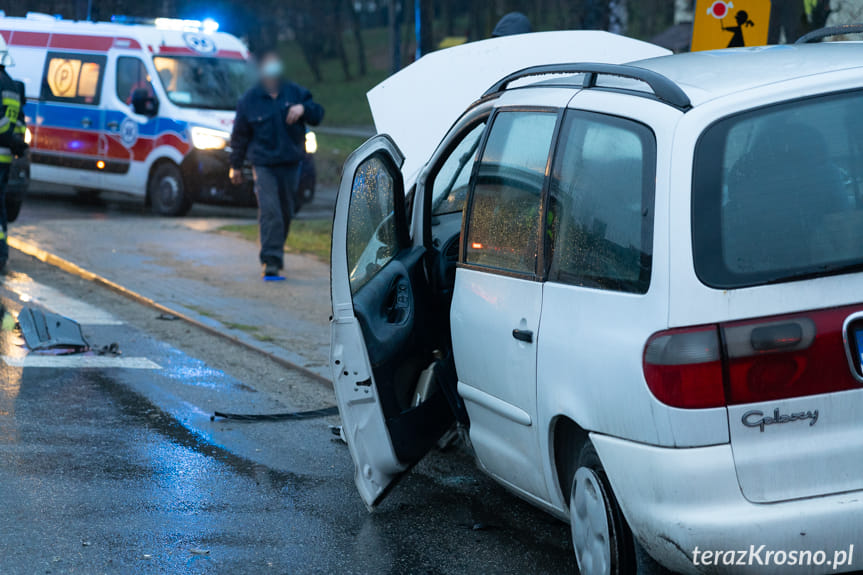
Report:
593,434,863,574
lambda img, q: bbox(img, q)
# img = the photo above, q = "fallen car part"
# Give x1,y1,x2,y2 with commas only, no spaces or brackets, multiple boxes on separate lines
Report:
17,307,88,352
210,405,339,421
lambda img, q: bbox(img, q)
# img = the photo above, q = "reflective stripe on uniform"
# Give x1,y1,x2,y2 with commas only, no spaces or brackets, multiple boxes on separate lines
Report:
0,231,6,240
0,145,11,164
0,117,9,134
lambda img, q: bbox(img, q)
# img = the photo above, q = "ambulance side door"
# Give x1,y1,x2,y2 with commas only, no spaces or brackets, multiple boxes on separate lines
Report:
102,53,158,191
36,51,106,188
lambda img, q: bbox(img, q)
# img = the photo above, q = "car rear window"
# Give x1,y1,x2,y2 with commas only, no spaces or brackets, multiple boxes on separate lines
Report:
693,90,863,288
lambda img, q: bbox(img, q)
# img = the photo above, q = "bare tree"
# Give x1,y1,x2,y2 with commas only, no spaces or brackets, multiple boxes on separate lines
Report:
346,0,367,75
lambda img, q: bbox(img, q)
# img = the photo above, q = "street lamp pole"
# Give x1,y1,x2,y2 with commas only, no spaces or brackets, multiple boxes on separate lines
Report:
415,0,421,59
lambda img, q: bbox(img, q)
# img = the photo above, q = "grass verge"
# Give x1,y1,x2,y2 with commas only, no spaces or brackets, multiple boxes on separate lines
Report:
219,219,332,262
313,132,367,188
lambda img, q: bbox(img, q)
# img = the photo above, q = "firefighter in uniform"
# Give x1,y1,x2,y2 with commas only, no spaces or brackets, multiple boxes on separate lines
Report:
0,35,27,271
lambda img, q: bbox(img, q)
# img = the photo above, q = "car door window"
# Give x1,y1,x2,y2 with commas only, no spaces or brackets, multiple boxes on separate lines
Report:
464,111,557,274
116,57,153,105
430,121,486,215
547,111,656,294
41,52,106,105
347,154,400,293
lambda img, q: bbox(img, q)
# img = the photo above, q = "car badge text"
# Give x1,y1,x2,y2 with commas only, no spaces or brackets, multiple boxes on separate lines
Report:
742,408,819,432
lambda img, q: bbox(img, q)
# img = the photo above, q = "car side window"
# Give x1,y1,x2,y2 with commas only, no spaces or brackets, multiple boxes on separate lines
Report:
347,154,400,294
464,111,557,275
430,121,487,216
547,111,656,294
116,57,153,105
41,52,107,105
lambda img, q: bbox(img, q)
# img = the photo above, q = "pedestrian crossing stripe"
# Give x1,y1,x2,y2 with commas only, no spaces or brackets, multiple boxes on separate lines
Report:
2,355,161,369
2,275,123,325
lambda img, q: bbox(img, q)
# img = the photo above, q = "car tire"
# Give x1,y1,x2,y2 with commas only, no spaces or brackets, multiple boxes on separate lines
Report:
149,162,192,217
569,442,636,575
302,185,315,204
75,188,101,204
293,187,304,214
5,197,22,223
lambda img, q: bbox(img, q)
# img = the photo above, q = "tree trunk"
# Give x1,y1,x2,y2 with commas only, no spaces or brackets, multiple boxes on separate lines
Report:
767,0,805,43
347,0,368,75
419,0,435,56
389,0,402,73
331,0,352,80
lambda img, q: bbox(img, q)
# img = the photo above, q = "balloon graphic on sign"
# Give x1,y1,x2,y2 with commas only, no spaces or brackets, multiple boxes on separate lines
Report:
707,1,733,19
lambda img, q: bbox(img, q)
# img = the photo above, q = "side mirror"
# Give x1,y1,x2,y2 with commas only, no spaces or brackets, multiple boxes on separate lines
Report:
131,88,159,117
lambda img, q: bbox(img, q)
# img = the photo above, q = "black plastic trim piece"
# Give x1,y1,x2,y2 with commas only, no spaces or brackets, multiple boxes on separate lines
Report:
483,63,691,110
796,24,863,44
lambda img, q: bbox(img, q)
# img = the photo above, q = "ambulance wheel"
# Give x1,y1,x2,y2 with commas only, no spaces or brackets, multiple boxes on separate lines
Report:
5,197,21,223
149,163,192,217
569,442,636,575
75,189,101,204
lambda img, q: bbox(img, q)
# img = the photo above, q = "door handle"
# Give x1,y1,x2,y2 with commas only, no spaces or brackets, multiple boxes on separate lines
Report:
81,117,92,128
512,329,533,343
106,121,119,130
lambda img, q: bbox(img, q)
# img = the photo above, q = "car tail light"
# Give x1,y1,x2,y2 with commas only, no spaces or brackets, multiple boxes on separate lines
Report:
643,326,725,408
644,306,863,409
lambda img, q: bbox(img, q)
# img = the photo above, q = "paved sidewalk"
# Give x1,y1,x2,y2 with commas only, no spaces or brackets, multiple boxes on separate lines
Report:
10,189,336,379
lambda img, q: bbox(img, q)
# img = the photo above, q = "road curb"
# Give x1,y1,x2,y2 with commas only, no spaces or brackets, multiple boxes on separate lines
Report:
8,235,333,387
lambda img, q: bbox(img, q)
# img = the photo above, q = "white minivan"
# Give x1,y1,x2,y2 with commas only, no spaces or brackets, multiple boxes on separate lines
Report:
330,29,863,574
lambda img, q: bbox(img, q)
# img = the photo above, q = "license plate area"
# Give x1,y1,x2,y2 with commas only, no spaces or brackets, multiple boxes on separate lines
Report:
842,313,863,382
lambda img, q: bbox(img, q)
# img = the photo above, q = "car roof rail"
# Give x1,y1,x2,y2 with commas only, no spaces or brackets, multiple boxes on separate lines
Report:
796,24,863,44
482,62,692,110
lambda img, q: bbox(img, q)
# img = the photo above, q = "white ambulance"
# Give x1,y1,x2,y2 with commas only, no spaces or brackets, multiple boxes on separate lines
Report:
0,13,267,215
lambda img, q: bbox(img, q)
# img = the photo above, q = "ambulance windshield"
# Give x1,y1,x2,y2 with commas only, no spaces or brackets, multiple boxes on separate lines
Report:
153,56,255,110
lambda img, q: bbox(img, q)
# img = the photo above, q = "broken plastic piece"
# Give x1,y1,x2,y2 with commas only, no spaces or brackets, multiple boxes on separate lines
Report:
17,307,88,352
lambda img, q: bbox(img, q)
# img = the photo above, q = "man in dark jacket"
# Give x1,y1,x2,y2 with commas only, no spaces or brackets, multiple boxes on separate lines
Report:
229,51,324,278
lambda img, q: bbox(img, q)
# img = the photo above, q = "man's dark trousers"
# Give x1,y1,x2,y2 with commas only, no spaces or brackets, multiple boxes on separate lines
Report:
254,163,299,269
0,164,9,269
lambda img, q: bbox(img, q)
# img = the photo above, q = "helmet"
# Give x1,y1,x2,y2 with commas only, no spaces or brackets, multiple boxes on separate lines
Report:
0,35,14,67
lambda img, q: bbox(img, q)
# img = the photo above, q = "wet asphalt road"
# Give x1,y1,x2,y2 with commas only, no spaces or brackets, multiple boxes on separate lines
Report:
0,251,579,574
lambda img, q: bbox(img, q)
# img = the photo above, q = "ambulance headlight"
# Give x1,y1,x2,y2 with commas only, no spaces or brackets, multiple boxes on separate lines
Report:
305,131,317,154
191,126,230,151
24,127,32,145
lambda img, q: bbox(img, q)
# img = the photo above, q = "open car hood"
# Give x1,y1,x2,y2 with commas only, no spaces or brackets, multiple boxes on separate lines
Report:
367,31,671,180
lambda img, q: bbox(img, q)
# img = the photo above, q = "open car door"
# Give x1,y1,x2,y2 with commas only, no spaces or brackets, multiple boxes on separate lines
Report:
331,135,454,508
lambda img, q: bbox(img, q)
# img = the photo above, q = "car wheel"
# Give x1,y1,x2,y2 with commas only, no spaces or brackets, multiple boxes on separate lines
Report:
75,188,101,204
5,197,22,223
293,187,304,214
570,442,636,575
149,162,192,217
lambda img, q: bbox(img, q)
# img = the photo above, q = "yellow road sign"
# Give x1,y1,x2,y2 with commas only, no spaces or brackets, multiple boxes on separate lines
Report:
692,0,772,51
